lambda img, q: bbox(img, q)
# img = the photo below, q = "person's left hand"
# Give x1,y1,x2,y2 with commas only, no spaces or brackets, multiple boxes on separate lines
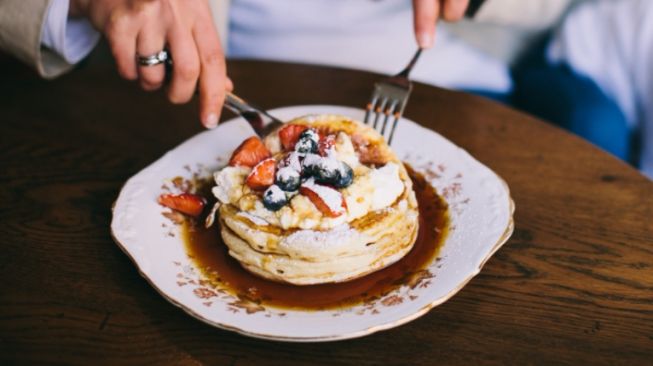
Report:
412,0,470,48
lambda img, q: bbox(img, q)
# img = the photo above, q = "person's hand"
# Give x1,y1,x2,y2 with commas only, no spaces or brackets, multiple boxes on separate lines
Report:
70,0,231,128
412,0,470,48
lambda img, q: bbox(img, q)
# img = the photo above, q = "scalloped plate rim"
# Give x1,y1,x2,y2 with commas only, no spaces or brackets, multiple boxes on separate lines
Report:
110,104,515,342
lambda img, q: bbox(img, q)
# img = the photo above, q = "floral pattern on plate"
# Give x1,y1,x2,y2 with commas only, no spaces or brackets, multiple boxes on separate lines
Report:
111,105,514,342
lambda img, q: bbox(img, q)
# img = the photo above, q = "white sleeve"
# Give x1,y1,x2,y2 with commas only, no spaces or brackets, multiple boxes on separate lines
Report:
40,0,101,64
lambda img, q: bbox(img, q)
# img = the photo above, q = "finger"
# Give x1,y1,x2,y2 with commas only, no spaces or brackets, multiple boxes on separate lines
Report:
442,0,469,21
136,22,167,91
192,17,227,128
226,77,234,92
412,0,439,48
105,17,138,80
166,26,200,106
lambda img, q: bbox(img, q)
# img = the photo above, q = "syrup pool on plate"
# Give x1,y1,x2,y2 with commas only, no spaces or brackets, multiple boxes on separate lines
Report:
182,165,449,310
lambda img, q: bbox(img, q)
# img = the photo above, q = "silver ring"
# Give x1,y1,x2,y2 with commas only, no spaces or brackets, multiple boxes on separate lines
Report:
136,50,169,67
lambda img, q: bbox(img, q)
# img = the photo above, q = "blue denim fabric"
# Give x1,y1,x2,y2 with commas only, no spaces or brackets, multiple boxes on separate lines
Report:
510,63,631,161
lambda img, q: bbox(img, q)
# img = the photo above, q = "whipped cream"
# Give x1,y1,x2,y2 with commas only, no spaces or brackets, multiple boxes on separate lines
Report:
334,132,360,169
368,163,404,210
212,166,250,204
212,127,406,230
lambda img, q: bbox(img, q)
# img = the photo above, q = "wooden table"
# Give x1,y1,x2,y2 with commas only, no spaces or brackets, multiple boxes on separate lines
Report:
1,56,652,365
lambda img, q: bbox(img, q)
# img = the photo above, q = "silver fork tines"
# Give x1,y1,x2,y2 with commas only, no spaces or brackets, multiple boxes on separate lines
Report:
364,49,422,145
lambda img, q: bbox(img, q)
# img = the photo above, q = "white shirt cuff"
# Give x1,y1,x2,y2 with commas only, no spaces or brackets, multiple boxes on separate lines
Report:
41,0,101,64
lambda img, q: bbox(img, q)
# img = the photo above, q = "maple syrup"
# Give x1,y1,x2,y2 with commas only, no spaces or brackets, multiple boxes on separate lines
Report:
183,165,449,310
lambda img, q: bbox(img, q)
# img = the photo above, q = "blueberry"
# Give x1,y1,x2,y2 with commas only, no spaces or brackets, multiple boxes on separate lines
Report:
300,129,319,143
333,162,354,188
302,154,339,184
294,129,319,154
275,167,301,191
314,167,340,185
262,185,288,211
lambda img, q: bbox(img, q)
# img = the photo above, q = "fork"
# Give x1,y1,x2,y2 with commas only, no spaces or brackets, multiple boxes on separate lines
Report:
363,48,423,144
223,93,284,137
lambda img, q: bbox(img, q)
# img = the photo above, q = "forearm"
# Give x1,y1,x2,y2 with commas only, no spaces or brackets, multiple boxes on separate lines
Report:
0,0,99,78
0,0,59,77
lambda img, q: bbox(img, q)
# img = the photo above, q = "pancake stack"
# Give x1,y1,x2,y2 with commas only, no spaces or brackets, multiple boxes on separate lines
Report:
212,114,419,285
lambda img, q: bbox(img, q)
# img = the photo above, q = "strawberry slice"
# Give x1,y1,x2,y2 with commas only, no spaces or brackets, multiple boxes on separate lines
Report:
279,124,309,151
246,158,276,190
229,137,271,168
300,182,347,218
158,193,206,217
318,134,336,156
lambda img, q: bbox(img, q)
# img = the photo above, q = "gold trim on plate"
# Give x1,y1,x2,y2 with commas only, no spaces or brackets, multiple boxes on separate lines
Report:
110,174,515,342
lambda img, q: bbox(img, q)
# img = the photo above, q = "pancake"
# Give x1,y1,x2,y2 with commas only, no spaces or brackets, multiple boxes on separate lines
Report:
211,114,419,285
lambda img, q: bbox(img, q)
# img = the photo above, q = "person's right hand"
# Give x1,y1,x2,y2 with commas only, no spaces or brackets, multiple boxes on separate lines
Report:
412,0,470,48
70,0,231,128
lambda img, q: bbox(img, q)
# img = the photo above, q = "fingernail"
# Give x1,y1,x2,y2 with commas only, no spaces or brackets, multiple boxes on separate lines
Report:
204,113,218,129
417,32,434,48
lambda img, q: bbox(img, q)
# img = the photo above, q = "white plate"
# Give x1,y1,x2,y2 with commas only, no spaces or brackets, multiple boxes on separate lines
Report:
111,105,514,342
